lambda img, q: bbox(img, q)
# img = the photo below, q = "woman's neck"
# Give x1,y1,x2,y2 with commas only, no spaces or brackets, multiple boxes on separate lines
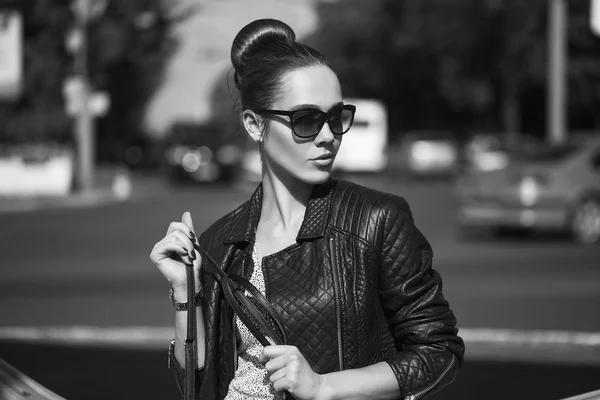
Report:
259,170,312,233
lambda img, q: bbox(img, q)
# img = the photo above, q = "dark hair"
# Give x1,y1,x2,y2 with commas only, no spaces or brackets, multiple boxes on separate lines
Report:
231,19,328,112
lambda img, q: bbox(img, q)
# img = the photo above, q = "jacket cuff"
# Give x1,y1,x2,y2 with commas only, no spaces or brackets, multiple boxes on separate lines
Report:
384,360,406,399
168,340,205,396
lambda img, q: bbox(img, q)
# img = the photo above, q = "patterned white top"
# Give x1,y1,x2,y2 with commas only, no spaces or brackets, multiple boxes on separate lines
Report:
224,242,281,400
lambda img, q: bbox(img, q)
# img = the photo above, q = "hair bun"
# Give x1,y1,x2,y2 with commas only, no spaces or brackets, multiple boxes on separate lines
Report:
231,19,296,88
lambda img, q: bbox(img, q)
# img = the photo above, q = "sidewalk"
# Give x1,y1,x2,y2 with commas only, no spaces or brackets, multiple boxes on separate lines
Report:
0,167,160,214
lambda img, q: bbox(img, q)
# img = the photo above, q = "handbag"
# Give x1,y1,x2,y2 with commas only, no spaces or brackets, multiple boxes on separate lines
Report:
183,243,289,400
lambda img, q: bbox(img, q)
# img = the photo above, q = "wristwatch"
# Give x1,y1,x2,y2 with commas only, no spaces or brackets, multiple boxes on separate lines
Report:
168,287,203,311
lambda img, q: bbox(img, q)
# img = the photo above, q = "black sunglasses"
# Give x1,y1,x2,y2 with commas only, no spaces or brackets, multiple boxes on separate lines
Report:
257,104,356,139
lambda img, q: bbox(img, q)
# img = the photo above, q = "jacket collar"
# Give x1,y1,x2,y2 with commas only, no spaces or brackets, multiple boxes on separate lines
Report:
224,179,334,245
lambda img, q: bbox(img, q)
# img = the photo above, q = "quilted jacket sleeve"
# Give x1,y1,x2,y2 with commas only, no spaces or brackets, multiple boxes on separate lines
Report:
378,196,465,400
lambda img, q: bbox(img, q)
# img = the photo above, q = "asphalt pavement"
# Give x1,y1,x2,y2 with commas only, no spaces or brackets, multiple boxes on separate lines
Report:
2,172,598,331
1,341,599,400
1,171,600,399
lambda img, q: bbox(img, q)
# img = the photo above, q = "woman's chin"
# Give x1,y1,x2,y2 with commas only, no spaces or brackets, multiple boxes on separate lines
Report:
298,169,333,185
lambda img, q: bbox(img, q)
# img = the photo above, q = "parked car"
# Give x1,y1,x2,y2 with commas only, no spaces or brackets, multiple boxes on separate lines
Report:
123,136,163,170
455,135,600,244
163,121,242,184
395,130,460,179
463,132,541,173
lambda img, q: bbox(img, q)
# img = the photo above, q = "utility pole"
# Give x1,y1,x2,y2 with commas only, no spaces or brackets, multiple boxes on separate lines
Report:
73,3,93,191
547,0,568,145
70,0,108,191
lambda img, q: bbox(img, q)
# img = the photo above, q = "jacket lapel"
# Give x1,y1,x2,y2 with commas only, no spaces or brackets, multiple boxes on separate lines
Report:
223,179,335,245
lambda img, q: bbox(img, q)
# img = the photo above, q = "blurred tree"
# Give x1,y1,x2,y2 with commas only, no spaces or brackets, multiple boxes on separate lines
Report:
568,0,600,130
91,0,188,162
0,0,186,162
403,0,548,144
0,0,71,144
310,0,600,142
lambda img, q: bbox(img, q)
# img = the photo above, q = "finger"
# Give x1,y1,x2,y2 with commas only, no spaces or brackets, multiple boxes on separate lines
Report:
259,345,289,364
166,221,194,239
164,237,190,256
268,367,287,385
170,232,196,264
271,375,290,393
171,231,194,253
181,211,196,235
150,239,188,264
264,354,288,374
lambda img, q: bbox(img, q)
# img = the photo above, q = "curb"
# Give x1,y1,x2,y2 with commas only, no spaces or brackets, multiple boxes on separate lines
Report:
0,170,135,213
0,190,126,213
0,326,600,366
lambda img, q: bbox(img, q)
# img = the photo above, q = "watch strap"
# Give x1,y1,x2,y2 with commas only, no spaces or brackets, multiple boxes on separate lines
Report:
169,287,202,311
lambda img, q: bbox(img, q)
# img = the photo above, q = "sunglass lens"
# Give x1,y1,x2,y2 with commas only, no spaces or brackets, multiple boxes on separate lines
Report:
292,111,324,138
329,108,354,134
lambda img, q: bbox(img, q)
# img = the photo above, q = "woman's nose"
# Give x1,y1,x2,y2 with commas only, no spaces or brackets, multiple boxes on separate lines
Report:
315,122,335,144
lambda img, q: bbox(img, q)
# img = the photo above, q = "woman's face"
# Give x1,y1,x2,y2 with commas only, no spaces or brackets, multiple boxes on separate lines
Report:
260,65,344,185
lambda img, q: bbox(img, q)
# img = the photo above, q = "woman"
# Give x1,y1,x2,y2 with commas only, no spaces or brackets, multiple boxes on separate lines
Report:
150,18,464,400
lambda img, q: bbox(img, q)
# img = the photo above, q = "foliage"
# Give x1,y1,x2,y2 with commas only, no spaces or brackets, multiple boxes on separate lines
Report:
0,0,184,155
309,0,600,141
0,0,72,144
92,0,187,161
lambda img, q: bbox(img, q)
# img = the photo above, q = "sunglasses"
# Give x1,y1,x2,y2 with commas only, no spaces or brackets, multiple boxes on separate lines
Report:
258,104,356,139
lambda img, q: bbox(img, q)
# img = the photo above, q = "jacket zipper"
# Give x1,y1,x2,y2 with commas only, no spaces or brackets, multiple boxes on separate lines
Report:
328,237,344,371
404,355,456,400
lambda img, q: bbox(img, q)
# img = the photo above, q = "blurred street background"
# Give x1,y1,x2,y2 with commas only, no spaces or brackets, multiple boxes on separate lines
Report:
1,0,600,399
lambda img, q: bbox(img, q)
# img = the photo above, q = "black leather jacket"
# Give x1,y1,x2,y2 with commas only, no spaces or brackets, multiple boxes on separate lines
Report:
170,179,464,399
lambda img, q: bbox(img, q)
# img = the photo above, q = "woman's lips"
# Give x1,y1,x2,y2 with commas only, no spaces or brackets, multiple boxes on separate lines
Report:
310,153,335,166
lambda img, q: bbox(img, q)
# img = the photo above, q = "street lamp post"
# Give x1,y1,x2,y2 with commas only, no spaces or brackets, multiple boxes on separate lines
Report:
70,0,108,191
73,9,93,191
547,0,567,145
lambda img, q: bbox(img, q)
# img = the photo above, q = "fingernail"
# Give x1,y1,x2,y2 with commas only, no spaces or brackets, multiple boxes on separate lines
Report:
189,251,196,260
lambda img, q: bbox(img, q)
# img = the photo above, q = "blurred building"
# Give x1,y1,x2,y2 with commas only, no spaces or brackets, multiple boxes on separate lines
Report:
143,0,320,137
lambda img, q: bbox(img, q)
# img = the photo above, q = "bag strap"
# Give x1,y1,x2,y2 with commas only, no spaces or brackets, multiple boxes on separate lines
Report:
225,273,288,346
184,262,196,400
188,243,293,400
193,243,287,346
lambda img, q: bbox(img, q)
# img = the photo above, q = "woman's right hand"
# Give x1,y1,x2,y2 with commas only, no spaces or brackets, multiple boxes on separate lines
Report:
149,211,202,294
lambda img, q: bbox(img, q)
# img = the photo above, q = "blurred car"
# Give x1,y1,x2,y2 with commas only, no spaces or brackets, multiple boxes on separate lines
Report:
396,130,460,179
463,132,541,173
334,98,388,173
123,136,163,170
455,135,600,244
163,121,242,183
463,133,510,172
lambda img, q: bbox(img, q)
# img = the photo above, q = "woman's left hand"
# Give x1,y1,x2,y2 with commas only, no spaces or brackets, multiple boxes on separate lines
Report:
259,345,326,400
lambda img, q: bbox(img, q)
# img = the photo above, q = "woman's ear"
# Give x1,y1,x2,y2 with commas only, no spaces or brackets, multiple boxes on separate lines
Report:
242,110,264,143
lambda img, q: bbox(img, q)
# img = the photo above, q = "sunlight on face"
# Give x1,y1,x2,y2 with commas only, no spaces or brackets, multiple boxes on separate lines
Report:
261,65,343,185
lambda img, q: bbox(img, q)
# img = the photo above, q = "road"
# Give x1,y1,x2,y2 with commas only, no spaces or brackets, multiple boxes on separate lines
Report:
1,172,600,399
1,173,599,332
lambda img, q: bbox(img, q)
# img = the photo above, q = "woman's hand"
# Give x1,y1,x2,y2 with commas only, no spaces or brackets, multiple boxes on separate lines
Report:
260,345,327,400
149,211,202,292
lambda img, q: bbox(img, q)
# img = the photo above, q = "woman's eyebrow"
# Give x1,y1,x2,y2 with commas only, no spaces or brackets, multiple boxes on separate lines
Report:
288,103,321,111
327,101,344,111
288,102,344,112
